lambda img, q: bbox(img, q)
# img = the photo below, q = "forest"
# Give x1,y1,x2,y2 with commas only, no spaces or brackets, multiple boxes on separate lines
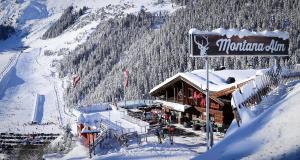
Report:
42,6,87,39
0,25,15,40
54,0,300,106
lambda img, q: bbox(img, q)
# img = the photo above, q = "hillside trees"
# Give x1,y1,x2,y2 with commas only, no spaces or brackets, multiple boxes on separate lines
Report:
0,25,15,40
59,0,300,106
42,6,87,39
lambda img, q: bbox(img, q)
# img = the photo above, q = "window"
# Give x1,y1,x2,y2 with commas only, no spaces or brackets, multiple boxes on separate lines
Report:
188,88,193,98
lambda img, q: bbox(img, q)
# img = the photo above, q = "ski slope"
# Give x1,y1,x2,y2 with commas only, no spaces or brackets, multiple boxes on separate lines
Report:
0,0,181,135
0,48,64,134
195,81,300,160
0,52,16,77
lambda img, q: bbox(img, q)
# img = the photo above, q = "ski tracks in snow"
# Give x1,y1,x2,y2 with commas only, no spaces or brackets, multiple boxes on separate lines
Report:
34,48,64,127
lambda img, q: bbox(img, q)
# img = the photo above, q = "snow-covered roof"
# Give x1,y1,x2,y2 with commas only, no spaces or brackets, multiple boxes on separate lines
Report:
78,103,111,113
189,28,289,40
79,113,102,125
150,69,265,95
155,100,191,112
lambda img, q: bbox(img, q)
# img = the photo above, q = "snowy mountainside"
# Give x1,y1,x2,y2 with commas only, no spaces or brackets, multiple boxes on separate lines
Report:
22,0,179,53
58,0,300,106
0,0,181,134
0,0,48,26
0,0,179,26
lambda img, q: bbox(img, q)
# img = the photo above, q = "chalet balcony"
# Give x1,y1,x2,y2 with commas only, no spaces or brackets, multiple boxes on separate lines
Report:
164,97,198,106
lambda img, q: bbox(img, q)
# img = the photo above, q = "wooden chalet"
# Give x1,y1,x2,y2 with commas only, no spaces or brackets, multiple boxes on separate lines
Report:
77,113,101,146
150,69,258,129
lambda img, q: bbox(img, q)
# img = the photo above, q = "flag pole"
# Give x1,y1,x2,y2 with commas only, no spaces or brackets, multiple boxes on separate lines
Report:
124,69,128,109
124,84,126,109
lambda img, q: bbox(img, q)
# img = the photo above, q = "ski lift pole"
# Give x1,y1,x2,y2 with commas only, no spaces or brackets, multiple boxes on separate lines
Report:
205,56,211,150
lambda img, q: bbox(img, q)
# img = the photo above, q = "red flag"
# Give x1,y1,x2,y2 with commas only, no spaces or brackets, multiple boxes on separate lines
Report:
124,69,129,87
193,91,201,99
201,98,206,107
73,75,80,87
193,91,198,99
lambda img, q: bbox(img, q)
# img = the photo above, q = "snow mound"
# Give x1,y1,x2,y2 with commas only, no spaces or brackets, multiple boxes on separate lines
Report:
78,103,111,114
194,81,300,160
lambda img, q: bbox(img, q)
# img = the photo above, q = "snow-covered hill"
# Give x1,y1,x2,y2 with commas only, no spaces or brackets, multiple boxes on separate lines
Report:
0,0,179,26
1,0,300,159
0,0,180,133
195,81,300,160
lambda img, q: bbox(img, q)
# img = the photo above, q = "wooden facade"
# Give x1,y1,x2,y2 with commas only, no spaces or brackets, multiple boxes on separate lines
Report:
77,123,98,146
150,77,234,128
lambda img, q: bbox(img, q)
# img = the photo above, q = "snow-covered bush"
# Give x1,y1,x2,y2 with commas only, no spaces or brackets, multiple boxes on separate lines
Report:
45,124,74,154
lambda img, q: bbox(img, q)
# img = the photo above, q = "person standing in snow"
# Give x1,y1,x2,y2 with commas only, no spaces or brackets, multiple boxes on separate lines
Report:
158,114,163,124
165,112,170,125
168,125,175,145
155,127,162,144
233,107,242,127
143,110,147,120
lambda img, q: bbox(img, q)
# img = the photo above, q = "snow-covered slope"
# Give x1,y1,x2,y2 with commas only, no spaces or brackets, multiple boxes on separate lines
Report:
0,0,180,134
0,48,65,133
195,81,300,160
46,0,179,14
0,0,179,25
0,52,16,75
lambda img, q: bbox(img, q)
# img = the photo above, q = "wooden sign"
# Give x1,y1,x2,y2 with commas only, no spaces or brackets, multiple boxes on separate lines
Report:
189,33,289,57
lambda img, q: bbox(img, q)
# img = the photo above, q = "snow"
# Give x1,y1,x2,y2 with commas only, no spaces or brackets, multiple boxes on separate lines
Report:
31,93,45,124
0,1,223,159
0,52,19,99
0,153,8,159
77,109,148,134
150,69,259,94
78,103,111,113
0,52,16,75
28,19,100,52
231,69,273,111
154,100,191,112
1,0,298,159
0,0,180,136
117,100,154,109
0,48,65,134
46,0,180,15
0,0,179,27
17,0,48,24
189,28,289,40
45,122,226,160
195,81,300,160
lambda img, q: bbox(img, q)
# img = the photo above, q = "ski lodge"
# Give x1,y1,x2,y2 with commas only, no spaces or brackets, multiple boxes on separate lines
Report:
149,69,260,129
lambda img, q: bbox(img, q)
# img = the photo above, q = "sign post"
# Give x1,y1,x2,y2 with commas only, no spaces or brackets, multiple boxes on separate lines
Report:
205,56,210,150
189,28,289,151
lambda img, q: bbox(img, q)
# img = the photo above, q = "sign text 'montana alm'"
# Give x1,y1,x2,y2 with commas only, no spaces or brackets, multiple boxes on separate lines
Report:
190,34,289,57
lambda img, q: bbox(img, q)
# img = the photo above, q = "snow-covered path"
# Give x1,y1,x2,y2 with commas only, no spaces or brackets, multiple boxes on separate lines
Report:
0,48,63,134
0,52,16,76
